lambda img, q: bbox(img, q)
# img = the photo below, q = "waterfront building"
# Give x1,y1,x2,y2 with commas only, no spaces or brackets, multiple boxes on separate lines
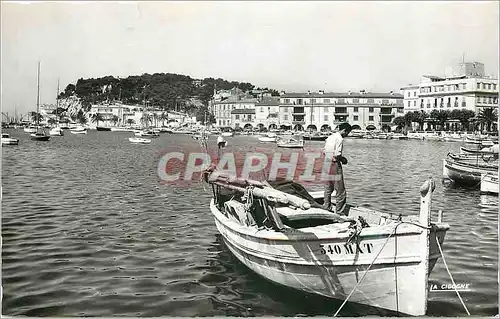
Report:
213,95,259,127
401,62,499,115
254,97,280,130
277,90,404,131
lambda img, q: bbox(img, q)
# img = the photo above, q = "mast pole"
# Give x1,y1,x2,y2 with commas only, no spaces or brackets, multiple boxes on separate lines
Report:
36,61,41,126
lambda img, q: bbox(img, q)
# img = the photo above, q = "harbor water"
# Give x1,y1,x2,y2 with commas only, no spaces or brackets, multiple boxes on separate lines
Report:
2,129,498,316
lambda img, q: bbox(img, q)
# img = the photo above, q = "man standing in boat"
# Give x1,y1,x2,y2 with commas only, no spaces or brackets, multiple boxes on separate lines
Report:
322,122,352,215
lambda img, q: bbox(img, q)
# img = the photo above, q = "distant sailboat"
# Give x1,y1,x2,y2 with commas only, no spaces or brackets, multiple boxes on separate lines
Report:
50,78,64,136
31,61,50,141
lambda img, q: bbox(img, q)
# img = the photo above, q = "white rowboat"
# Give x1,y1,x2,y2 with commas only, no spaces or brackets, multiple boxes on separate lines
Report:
128,137,151,144
480,173,499,194
203,170,449,316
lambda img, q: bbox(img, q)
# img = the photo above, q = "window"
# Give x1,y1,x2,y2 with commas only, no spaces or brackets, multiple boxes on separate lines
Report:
284,98,290,104
353,115,359,121
248,115,252,121
324,98,330,103
297,99,303,105
462,83,467,90
413,91,417,97
493,84,497,91
367,98,374,103
324,106,328,112
477,83,481,89
260,107,264,112
369,116,374,121
353,107,359,112
462,99,466,107
369,107,374,112
284,115,288,121
311,99,316,104
324,115,328,121
407,92,411,97
338,98,345,104
407,101,411,107
353,98,359,103
413,101,416,107
284,107,289,113
235,115,240,120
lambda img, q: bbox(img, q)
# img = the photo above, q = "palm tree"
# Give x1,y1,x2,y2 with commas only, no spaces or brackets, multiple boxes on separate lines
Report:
111,115,120,126
126,118,135,126
477,107,498,132
140,113,151,128
90,113,104,126
30,111,43,124
159,112,168,127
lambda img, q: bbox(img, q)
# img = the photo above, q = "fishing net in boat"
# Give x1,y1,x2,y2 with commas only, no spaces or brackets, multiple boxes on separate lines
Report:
267,180,324,209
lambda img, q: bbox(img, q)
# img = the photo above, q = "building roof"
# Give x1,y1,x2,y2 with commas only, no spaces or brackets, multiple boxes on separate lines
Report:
231,108,255,114
255,97,280,106
280,92,403,99
215,97,258,104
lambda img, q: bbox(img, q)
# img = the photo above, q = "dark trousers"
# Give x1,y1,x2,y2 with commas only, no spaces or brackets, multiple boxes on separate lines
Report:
323,162,347,215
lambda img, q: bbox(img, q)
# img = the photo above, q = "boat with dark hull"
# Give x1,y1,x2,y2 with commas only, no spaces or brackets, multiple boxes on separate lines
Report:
443,153,498,186
96,126,112,131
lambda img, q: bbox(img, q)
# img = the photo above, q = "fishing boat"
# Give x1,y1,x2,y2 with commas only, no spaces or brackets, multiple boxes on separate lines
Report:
442,153,498,185
303,132,329,141
23,125,37,134
110,126,133,132
49,126,64,136
460,144,499,156
128,137,151,144
134,130,159,138
202,169,449,316
70,126,87,134
221,131,234,137
480,173,498,195
276,135,304,148
258,132,277,142
1,133,19,145
30,62,50,142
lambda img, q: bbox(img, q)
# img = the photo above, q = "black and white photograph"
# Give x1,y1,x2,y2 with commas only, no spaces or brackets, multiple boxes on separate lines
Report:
1,1,498,317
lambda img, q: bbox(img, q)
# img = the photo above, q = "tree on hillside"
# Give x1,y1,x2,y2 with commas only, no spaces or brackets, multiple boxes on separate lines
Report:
195,106,216,125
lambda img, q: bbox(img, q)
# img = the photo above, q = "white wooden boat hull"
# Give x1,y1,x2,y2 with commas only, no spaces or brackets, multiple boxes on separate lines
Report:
128,137,151,144
49,129,64,136
1,138,19,145
210,198,448,316
70,130,87,134
221,132,234,137
277,141,304,148
110,127,133,132
480,173,499,194
24,127,38,134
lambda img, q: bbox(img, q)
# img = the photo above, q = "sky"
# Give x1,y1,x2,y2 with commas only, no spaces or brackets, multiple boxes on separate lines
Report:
1,1,499,117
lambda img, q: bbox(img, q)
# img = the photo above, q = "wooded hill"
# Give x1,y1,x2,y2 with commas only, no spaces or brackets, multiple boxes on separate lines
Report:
57,73,280,115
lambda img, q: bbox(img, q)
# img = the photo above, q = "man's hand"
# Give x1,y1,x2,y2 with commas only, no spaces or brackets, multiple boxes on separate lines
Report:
337,156,348,165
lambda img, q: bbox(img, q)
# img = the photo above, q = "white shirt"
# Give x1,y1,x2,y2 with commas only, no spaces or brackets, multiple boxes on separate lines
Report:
323,132,343,160
217,136,225,144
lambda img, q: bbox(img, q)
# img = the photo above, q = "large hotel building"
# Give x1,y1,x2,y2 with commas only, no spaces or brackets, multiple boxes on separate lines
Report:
401,62,498,114
213,90,404,131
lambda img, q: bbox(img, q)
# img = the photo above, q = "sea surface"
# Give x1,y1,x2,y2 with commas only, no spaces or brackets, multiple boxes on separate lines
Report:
2,129,498,317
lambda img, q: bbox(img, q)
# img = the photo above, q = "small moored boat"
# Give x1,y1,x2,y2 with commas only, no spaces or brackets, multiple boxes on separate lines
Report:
1,133,19,145
70,126,87,134
442,153,498,186
49,127,64,136
480,173,499,195
276,135,304,148
258,132,277,142
128,137,151,144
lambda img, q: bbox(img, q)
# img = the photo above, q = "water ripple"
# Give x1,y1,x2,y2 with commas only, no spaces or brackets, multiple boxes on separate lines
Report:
2,131,497,316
